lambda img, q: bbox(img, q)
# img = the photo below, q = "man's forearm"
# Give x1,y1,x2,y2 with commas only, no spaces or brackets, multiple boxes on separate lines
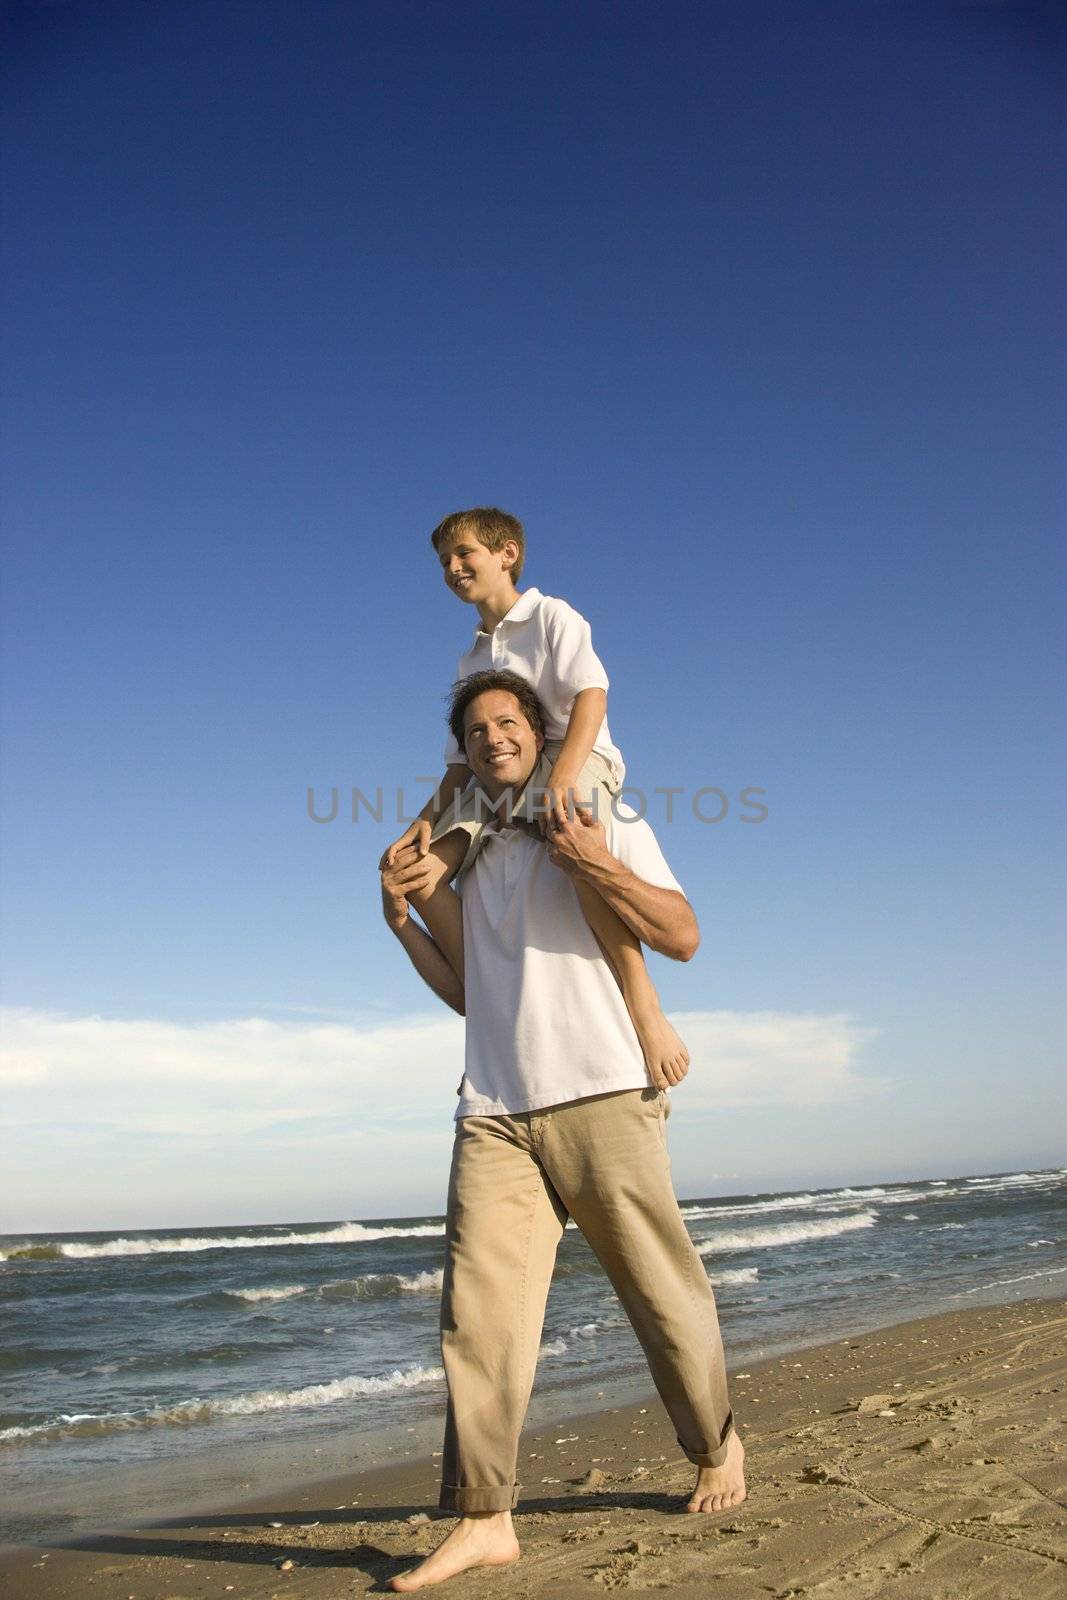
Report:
392,917,465,1013
575,853,699,961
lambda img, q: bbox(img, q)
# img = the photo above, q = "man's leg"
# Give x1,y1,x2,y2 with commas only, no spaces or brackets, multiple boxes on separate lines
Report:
538,1089,746,1513
391,1113,567,1591
440,1114,569,1507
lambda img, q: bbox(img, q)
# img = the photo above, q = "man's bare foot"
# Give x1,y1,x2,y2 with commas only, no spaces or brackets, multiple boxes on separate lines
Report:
686,1431,747,1514
388,1511,520,1591
631,1001,690,1090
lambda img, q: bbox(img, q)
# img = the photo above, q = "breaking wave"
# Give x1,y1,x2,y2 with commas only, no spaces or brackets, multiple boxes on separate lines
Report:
224,1285,308,1303
318,1269,444,1300
681,1188,885,1221
962,1172,1065,1194
0,1364,444,1446
697,1212,876,1255
0,1221,445,1262
707,1266,760,1287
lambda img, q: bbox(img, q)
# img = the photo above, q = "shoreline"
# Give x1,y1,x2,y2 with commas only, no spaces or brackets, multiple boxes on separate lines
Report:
2,1296,1064,1597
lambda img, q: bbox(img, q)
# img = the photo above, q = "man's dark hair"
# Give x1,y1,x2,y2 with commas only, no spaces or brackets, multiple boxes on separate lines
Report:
448,670,546,753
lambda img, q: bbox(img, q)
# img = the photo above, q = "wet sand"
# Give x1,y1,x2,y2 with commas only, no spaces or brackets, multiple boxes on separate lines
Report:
2,1297,1064,1599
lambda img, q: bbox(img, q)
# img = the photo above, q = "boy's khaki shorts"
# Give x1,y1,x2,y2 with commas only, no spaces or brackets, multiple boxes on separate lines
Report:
430,739,619,874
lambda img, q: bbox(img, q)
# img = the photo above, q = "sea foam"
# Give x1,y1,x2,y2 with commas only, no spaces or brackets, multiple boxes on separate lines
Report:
961,1264,1067,1295
225,1285,308,1303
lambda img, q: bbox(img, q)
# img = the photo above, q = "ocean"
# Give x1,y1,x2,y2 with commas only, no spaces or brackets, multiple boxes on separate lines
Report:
2,1165,1064,1546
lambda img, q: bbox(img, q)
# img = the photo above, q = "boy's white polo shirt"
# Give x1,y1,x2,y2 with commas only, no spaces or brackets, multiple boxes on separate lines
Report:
455,804,684,1119
443,588,625,784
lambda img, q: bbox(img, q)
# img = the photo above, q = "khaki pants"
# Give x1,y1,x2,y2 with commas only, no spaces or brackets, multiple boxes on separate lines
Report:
439,1088,735,1513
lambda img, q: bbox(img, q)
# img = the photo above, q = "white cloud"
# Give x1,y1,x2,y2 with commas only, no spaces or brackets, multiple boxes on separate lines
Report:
0,1005,465,1126
1,1005,878,1231
671,1010,879,1108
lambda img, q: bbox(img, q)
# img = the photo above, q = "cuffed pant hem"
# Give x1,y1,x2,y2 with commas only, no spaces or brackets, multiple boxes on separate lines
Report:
438,1482,521,1513
678,1420,734,1470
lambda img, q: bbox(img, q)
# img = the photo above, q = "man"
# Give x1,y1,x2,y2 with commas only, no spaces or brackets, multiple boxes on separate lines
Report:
380,670,745,1591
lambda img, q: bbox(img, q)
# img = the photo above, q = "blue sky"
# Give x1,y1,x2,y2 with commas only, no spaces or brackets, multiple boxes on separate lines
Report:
2,1,1064,1230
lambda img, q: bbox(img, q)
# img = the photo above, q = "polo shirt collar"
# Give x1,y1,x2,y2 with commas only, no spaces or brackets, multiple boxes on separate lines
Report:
473,587,542,640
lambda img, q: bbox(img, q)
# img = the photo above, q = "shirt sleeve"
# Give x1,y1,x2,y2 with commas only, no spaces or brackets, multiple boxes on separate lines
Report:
544,598,610,698
603,810,686,896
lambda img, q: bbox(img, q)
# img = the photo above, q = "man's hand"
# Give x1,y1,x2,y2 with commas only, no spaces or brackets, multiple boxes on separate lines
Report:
380,849,465,1016
378,818,432,870
380,844,440,931
380,862,410,932
544,805,613,879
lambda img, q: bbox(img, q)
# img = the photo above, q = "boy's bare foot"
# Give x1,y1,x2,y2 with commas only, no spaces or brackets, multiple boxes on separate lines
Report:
685,1431,747,1513
388,1512,520,1591
631,1003,690,1090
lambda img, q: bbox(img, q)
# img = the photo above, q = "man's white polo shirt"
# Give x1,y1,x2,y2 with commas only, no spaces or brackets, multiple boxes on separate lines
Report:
442,588,625,785
455,804,684,1119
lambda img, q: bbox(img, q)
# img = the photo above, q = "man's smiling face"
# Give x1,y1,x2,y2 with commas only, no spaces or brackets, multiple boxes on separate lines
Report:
462,689,544,799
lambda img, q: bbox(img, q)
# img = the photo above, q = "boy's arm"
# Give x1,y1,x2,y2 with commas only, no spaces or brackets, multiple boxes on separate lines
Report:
543,687,606,829
381,858,465,1013
540,599,613,831
379,762,472,867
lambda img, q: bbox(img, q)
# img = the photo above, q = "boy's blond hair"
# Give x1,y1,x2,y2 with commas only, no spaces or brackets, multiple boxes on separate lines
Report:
430,507,525,583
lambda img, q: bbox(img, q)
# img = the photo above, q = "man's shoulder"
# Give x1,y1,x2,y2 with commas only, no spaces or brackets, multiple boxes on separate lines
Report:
602,806,685,894
603,802,657,847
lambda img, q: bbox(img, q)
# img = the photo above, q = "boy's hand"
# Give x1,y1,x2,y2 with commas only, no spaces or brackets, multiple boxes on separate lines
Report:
379,818,432,870
545,806,612,879
539,766,581,836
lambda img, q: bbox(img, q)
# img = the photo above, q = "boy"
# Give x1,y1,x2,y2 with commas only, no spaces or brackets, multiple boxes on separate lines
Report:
380,507,688,1090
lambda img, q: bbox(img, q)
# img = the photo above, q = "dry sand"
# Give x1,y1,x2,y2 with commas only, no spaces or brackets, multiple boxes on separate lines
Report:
3,1297,1064,1600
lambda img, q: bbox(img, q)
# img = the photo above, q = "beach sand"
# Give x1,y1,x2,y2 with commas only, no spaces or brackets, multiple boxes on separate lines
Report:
3,1297,1064,1599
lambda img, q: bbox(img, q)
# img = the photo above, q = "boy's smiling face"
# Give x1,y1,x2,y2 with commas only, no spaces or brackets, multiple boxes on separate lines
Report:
438,530,518,605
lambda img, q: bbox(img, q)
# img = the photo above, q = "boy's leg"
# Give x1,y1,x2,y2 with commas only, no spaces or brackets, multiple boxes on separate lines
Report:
572,876,689,1090
426,774,498,888
539,1090,744,1510
519,754,691,1089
